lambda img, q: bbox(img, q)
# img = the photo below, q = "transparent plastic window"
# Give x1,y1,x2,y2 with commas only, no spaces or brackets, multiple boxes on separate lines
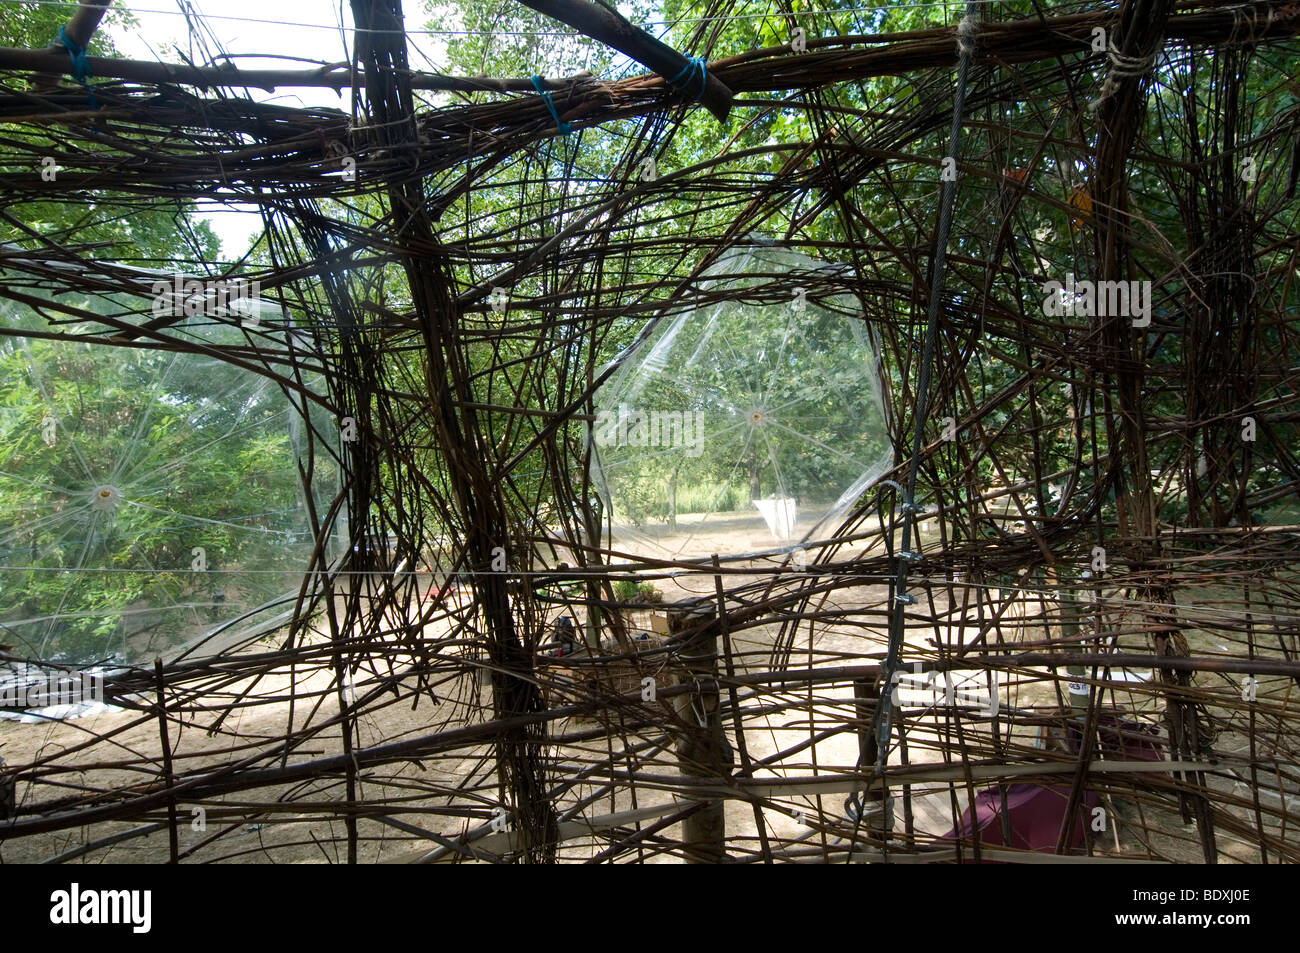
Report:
590,244,893,562
0,282,334,669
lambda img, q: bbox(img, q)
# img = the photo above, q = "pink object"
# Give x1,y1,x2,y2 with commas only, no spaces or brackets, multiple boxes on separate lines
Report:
944,783,1098,854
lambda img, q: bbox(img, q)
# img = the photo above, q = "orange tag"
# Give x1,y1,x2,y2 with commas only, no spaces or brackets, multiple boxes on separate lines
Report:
1068,183,1093,230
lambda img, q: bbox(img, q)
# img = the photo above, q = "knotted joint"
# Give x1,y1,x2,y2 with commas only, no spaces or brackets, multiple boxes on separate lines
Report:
57,24,99,110
667,55,708,102
530,75,572,136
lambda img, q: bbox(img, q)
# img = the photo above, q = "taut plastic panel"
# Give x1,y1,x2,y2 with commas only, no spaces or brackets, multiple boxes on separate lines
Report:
591,245,893,562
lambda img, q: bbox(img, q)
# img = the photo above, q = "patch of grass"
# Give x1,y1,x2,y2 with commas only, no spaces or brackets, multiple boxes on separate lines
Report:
612,579,661,603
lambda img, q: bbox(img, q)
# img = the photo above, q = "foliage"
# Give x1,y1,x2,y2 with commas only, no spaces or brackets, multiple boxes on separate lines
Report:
0,294,314,665
611,578,658,602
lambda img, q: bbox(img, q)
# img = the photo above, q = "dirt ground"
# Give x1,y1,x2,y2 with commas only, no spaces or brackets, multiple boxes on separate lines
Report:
0,515,1274,863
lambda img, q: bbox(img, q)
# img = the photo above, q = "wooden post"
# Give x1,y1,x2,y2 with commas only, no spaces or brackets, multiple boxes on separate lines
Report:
853,676,891,834
1060,569,1089,716
582,503,601,651
154,657,179,864
670,604,727,863
0,756,15,821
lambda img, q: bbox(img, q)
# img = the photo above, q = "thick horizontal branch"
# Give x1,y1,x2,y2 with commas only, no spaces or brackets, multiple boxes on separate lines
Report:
515,0,733,122
0,1,1293,102
0,44,583,94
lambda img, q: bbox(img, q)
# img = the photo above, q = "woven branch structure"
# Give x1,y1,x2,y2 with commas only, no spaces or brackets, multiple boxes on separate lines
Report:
1,0,1299,863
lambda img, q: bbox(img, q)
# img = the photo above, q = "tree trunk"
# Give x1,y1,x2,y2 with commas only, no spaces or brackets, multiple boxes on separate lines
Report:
668,467,678,530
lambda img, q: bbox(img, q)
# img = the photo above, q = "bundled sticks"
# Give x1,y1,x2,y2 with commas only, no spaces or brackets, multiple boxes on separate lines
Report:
0,0,1298,864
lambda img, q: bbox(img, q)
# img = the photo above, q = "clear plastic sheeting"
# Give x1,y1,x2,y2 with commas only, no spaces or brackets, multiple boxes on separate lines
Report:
590,244,893,561
0,291,326,670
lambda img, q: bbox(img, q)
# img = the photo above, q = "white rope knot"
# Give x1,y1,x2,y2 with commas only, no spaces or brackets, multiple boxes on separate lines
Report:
956,13,979,57
1106,42,1158,78
1088,40,1159,112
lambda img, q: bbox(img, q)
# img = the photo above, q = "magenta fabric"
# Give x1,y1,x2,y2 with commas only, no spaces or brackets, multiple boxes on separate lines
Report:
944,783,1098,853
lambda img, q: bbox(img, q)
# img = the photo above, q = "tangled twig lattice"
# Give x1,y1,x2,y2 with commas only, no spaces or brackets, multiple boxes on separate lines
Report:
1,0,1299,864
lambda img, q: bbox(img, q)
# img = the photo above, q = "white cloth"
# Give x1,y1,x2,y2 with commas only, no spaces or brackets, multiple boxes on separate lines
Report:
753,497,797,540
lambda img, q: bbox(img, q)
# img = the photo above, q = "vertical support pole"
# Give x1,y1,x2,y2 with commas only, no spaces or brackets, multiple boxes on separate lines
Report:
1061,570,1088,716
154,657,179,864
0,756,15,822
1059,569,1098,854
583,504,601,651
853,676,890,834
713,556,772,861
671,605,727,863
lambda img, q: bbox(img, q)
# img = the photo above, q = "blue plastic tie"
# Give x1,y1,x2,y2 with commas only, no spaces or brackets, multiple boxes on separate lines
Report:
58,25,99,111
667,55,708,102
530,75,572,137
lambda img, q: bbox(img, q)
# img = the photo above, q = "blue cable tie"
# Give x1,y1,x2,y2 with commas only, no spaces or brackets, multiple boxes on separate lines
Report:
530,75,572,137
58,25,99,111
667,55,708,102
